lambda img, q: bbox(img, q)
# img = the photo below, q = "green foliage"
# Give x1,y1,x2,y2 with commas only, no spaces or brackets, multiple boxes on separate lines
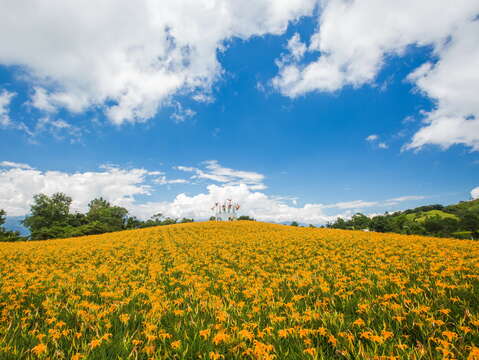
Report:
86,197,129,232
350,213,370,230
0,209,25,242
19,193,186,241
406,209,459,223
22,193,73,239
290,221,299,227
180,218,194,223
237,215,255,221
327,199,479,240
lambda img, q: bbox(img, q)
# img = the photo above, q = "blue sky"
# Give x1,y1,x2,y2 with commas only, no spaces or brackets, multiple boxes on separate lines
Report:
1,1,478,224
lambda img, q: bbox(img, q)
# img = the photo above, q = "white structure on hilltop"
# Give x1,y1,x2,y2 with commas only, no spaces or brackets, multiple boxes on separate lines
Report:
211,199,240,221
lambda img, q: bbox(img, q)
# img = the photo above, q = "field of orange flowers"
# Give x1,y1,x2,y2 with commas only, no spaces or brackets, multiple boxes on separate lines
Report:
1,221,479,359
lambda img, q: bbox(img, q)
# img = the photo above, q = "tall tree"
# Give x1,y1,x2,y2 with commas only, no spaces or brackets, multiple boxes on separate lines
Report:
86,197,129,232
22,193,73,240
351,213,370,230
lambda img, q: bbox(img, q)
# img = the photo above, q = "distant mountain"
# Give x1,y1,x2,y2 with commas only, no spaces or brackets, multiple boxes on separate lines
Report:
4,216,29,236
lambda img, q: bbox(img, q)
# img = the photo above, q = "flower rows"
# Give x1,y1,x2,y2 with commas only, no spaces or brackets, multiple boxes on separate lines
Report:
0,221,478,359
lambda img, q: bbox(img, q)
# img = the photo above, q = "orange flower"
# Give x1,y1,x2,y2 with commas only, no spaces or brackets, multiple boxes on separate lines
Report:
353,318,365,326
199,329,211,339
32,343,47,355
89,339,101,349
213,331,229,345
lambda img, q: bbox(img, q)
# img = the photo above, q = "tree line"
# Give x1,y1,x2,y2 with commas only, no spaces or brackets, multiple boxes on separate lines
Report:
326,201,479,239
0,192,193,241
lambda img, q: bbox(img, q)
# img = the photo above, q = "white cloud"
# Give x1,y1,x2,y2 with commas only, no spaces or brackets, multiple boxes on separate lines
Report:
0,164,157,216
0,160,432,224
365,134,388,149
0,161,33,170
286,33,307,61
0,0,317,125
176,160,266,190
387,195,426,203
0,89,81,140
155,176,189,185
132,183,335,224
405,20,479,151
324,200,378,210
0,161,334,223
30,87,57,113
170,103,196,123
33,117,83,142
0,90,15,127
272,0,479,151
472,187,479,200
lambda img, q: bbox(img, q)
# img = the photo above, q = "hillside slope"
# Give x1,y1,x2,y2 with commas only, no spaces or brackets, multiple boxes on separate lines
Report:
1,221,479,359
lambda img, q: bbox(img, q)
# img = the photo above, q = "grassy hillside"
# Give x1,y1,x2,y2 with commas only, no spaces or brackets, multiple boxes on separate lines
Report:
1,221,479,359
405,209,459,223
445,199,479,213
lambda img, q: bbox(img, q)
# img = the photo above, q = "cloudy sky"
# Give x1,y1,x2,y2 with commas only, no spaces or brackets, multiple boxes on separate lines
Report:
1,0,478,224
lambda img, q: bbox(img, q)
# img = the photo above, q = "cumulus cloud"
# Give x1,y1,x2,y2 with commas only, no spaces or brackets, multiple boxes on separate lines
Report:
366,134,378,142
0,162,157,216
133,183,335,224
272,0,479,151
472,187,479,200
0,160,334,223
405,20,479,151
0,0,316,125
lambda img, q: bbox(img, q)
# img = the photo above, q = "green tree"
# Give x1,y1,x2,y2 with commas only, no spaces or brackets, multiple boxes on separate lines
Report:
290,221,299,227
180,218,194,223
327,217,349,229
86,197,129,232
369,216,393,233
125,216,143,229
460,212,479,239
237,215,255,221
22,193,73,240
401,219,425,235
351,213,370,230
161,217,177,225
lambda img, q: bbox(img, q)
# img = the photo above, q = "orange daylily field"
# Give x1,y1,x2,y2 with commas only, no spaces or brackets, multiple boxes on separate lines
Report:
0,221,479,359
